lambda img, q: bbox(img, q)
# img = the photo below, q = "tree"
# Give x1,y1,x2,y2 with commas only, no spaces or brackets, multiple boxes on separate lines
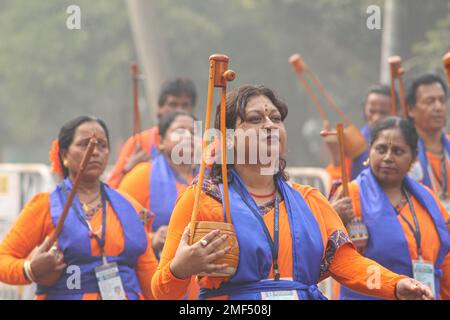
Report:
409,2,450,73
0,0,135,162
1,0,447,166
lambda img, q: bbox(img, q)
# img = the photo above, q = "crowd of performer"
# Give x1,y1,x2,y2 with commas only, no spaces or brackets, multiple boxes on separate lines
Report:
0,55,449,300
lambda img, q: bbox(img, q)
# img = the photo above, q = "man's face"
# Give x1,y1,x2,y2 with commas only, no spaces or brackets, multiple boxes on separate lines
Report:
364,93,392,128
408,82,447,133
158,95,194,119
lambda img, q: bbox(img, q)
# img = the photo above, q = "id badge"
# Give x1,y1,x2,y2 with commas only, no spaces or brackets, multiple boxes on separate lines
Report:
439,201,450,233
412,259,435,294
441,200,450,214
95,262,126,300
261,290,299,300
408,162,424,182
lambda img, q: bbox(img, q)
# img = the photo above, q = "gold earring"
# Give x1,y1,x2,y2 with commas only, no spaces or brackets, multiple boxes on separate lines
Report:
363,157,370,166
63,160,69,167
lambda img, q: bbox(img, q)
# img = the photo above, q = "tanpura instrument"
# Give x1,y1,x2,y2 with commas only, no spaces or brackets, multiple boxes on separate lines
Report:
321,124,349,196
321,124,368,251
189,54,239,277
443,51,450,86
48,135,98,246
289,54,367,158
33,135,98,286
388,56,406,117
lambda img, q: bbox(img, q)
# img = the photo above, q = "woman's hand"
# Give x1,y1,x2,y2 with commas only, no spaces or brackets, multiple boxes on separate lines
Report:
151,225,168,255
169,226,231,280
331,197,354,225
28,237,66,286
395,278,434,300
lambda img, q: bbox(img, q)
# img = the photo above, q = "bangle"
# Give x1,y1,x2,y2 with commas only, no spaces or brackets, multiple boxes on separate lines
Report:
394,285,400,300
394,278,403,300
23,260,36,283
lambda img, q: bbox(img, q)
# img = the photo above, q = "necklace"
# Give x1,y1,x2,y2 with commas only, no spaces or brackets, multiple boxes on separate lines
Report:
80,192,100,207
81,193,102,219
83,202,102,220
249,189,277,198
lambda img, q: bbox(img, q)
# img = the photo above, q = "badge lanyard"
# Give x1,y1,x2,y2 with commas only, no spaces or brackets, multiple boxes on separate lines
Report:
61,182,108,265
234,186,281,281
394,186,423,260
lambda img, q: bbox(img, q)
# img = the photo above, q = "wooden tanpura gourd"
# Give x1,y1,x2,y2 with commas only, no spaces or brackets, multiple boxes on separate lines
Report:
321,124,368,252
188,54,239,277
289,54,367,159
443,51,450,86
388,56,407,118
29,136,98,286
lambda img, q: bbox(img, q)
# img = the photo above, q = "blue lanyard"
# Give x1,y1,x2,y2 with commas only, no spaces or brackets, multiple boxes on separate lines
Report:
233,185,281,281
394,186,422,259
61,182,108,264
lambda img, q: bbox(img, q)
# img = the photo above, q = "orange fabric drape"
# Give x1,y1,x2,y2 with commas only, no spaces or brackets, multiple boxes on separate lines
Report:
0,191,158,300
342,181,450,299
426,151,450,199
325,157,353,185
107,127,160,188
118,162,192,211
151,181,405,300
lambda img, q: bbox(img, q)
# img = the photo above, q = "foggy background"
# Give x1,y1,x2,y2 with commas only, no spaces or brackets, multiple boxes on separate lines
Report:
0,0,449,168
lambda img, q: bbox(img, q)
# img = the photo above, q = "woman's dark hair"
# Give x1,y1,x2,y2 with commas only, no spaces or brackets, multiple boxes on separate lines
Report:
158,111,197,139
210,85,289,182
370,116,418,157
58,116,110,177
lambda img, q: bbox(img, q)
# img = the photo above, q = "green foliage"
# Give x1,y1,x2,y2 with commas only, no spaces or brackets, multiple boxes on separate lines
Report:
0,0,447,166
0,0,135,162
409,3,450,73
